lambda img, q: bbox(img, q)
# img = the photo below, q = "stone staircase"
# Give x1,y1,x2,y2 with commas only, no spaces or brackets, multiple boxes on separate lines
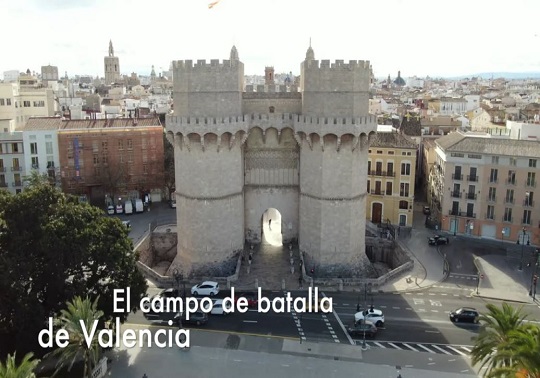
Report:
234,239,302,291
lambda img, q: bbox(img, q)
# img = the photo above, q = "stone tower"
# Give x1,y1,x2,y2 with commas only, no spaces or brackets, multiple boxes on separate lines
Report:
166,45,376,278
104,40,121,85
265,66,275,85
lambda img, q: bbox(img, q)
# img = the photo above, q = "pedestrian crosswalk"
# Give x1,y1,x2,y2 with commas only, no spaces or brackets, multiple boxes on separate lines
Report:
354,340,472,356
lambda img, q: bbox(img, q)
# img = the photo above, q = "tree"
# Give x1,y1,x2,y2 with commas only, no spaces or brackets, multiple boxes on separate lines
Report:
163,133,175,200
0,352,39,378
51,296,103,378
471,303,539,377
0,183,147,357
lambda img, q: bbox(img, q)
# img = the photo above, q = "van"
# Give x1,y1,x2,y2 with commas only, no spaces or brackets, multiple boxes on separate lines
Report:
124,200,133,214
134,199,144,213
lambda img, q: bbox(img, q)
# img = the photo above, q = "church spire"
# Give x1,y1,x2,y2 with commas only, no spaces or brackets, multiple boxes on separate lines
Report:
305,38,315,61
230,45,239,61
109,40,114,57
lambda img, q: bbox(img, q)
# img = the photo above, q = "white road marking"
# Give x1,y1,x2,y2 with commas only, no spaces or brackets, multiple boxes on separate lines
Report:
374,342,386,348
387,342,403,350
405,307,413,310
243,320,257,323
432,345,452,355
446,346,467,356
460,370,470,373
425,330,440,334
428,362,436,365
392,306,400,309
413,298,425,305
402,343,419,351
431,310,439,313
342,303,350,306
417,344,436,353
461,346,472,353
380,305,387,308
234,359,242,362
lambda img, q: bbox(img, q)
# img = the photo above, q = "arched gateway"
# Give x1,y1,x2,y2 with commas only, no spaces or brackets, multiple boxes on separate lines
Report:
165,45,377,278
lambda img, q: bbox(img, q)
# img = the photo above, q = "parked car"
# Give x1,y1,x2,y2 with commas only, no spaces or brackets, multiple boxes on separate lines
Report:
209,299,232,315
449,307,480,324
107,205,115,215
428,235,449,245
191,281,219,297
235,292,258,307
354,307,385,327
170,199,177,208
115,202,123,214
423,206,431,215
179,310,208,326
347,320,378,338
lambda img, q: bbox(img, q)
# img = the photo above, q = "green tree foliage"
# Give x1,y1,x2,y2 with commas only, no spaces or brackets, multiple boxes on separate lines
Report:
0,352,39,378
471,302,540,377
51,296,103,378
0,183,147,357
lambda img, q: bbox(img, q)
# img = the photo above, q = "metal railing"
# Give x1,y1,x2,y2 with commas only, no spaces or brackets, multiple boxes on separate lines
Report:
12,181,22,187
523,199,535,207
502,216,513,223
368,171,395,177
452,173,463,180
450,191,461,198
467,175,478,182
11,167,22,171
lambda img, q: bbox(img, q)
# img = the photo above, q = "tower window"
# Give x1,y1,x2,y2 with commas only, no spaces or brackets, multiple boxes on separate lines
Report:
269,106,275,113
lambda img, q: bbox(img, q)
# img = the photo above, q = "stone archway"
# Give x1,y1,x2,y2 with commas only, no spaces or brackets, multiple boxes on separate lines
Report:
261,208,282,246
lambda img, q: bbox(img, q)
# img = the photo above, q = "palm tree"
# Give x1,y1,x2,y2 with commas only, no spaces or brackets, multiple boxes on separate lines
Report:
471,302,538,377
0,352,40,378
51,296,104,378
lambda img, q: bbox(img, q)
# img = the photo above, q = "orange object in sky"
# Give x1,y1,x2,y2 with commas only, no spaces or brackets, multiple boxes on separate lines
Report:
208,0,220,9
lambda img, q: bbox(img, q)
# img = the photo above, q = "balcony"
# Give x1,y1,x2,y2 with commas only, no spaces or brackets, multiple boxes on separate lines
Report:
523,199,535,207
486,196,497,202
450,191,462,198
448,210,458,216
467,175,478,182
368,171,395,177
506,178,516,185
12,181,22,187
11,166,22,172
466,193,477,200
370,190,384,195
505,197,515,204
452,173,463,180
31,164,39,169
525,179,537,188
0,182,7,188
459,211,476,218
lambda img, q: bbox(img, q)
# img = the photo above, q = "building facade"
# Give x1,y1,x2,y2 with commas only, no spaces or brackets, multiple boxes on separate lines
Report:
367,130,417,227
41,65,59,85
431,131,540,246
0,131,25,194
166,46,377,277
104,40,121,85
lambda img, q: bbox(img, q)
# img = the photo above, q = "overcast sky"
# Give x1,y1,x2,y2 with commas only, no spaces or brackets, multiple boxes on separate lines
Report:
2,0,540,79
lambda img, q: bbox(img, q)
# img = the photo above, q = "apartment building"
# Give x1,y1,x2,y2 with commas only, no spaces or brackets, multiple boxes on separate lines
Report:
367,129,417,227
49,117,165,204
430,131,540,246
0,131,25,194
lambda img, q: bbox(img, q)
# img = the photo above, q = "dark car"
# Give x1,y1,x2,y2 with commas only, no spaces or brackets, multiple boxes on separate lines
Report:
347,320,378,338
449,307,479,324
423,206,431,215
179,310,208,326
235,292,258,307
428,235,449,245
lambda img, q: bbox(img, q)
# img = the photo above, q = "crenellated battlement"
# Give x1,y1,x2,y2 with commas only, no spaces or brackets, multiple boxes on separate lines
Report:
303,59,371,71
172,59,241,70
244,84,299,93
166,113,377,138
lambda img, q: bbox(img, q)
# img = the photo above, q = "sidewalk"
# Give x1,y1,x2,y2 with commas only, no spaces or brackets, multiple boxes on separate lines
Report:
106,326,477,378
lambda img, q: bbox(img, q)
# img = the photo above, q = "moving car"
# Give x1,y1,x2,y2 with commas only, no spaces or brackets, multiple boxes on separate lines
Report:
423,206,431,215
354,307,385,327
209,299,231,315
449,307,480,323
347,320,378,338
428,235,449,245
191,281,219,297
235,292,258,307
179,310,208,326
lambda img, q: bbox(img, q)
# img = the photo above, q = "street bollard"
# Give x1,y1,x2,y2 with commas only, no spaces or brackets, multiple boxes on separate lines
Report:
291,266,294,274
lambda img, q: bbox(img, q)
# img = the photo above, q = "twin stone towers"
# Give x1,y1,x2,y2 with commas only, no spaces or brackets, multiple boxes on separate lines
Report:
165,45,377,278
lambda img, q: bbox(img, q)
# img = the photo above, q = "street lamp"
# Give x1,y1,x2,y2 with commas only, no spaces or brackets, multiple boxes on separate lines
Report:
517,227,530,271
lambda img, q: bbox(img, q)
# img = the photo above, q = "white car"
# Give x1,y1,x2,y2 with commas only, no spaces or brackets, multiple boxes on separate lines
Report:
354,308,385,327
191,281,219,297
107,205,115,215
209,299,231,315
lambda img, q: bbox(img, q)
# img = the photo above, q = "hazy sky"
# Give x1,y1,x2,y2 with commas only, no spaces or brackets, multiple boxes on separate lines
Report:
2,0,540,79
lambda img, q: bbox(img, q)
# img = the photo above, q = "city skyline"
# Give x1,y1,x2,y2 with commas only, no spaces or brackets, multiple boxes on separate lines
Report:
2,0,540,80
